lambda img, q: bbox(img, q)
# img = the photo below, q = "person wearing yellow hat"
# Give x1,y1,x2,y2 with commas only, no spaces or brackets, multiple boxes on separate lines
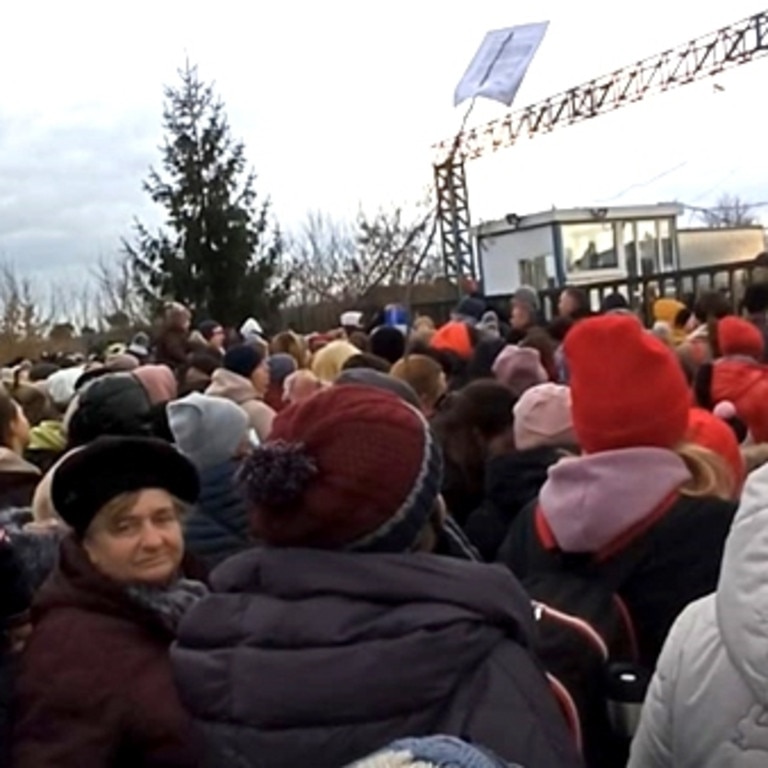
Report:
653,298,690,346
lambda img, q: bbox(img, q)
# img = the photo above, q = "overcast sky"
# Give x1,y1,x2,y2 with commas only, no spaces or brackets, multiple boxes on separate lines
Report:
1,0,766,286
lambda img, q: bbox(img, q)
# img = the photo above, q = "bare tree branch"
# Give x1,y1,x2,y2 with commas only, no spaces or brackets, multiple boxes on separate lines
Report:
283,200,443,307
91,255,147,326
700,193,759,228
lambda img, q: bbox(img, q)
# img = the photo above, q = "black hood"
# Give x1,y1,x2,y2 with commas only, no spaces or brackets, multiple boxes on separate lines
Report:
67,373,154,447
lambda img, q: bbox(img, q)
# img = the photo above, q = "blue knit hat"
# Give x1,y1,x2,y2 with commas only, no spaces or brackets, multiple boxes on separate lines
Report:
267,353,297,385
348,735,514,767
224,344,264,379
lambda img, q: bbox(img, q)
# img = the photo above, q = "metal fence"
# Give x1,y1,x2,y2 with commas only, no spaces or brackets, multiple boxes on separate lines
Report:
412,259,764,326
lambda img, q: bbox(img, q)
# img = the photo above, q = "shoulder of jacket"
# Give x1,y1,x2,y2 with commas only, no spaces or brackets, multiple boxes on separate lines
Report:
659,597,713,675
30,604,165,662
662,495,737,524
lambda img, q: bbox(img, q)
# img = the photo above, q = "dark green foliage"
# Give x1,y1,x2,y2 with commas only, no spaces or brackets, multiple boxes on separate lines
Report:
125,62,289,327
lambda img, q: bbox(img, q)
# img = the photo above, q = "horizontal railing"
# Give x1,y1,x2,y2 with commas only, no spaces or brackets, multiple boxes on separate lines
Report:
411,259,763,326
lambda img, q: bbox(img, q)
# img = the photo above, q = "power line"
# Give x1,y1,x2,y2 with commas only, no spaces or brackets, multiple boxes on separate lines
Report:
598,161,689,203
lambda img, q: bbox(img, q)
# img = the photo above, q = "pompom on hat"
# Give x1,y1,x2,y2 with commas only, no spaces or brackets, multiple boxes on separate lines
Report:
240,385,443,552
565,314,691,453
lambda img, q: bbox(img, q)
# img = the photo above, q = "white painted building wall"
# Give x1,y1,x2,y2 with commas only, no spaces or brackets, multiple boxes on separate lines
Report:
477,225,555,296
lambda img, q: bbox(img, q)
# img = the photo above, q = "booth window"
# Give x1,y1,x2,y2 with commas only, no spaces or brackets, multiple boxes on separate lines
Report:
659,220,675,269
562,222,618,273
623,219,676,275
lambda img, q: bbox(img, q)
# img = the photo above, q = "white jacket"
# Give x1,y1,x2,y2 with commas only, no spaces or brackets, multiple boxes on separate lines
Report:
629,464,768,767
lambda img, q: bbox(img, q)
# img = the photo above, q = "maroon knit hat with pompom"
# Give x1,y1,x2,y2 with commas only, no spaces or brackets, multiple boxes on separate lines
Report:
239,384,443,552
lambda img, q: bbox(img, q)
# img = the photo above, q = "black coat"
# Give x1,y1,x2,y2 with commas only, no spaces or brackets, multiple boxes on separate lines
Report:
172,549,582,768
499,494,737,666
465,447,562,561
440,455,484,528
183,461,250,571
0,653,15,768
0,532,30,768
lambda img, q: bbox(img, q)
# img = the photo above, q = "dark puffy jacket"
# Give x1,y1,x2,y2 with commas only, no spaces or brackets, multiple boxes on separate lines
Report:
67,374,154,447
172,549,582,768
183,461,249,570
466,447,562,561
435,514,481,561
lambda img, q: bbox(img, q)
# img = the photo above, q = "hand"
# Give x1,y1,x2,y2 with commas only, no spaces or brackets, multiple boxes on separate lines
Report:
7,621,32,654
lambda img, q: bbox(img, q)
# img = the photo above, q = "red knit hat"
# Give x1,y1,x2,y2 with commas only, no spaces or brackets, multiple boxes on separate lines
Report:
687,407,745,491
564,315,690,453
430,321,473,360
717,316,765,359
240,385,443,551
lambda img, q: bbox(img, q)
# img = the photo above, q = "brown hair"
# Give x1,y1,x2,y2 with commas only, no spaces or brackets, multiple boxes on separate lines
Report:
520,327,558,380
0,390,21,448
432,380,516,493
347,331,370,353
9,382,56,427
341,353,391,374
390,355,445,409
271,331,309,369
693,292,731,360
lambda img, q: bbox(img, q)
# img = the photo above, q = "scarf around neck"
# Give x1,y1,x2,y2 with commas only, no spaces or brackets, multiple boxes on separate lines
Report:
125,577,208,634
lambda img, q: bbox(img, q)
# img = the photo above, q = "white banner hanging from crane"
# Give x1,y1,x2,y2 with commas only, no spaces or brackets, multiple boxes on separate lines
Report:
454,21,549,107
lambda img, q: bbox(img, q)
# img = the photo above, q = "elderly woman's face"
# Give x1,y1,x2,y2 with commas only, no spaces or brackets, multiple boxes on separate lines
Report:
84,489,184,586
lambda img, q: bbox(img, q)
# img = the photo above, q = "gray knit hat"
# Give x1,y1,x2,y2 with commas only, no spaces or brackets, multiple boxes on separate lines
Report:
167,393,249,471
512,285,541,313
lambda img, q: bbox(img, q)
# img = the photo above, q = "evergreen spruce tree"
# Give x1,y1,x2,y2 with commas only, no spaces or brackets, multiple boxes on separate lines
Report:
125,62,288,327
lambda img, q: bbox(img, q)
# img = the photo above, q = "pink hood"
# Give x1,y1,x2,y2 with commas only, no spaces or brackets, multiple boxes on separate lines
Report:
539,447,691,554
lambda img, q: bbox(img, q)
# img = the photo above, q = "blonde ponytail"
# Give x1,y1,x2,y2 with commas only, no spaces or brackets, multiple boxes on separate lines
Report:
676,442,736,500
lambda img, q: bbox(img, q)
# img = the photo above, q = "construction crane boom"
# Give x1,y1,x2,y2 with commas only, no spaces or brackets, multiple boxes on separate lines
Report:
435,10,768,285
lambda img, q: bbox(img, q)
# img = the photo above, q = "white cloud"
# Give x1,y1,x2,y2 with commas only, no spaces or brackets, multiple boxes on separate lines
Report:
0,0,765,278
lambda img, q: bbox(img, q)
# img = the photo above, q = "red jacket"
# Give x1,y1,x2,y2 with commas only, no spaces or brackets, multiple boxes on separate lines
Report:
12,536,200,768
711,359,768,443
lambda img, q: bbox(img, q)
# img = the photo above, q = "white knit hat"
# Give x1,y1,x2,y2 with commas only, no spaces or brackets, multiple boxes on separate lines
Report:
340,311,363,328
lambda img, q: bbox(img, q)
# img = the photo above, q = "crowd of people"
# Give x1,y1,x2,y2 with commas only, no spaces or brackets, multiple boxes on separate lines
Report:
1,279,768,767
